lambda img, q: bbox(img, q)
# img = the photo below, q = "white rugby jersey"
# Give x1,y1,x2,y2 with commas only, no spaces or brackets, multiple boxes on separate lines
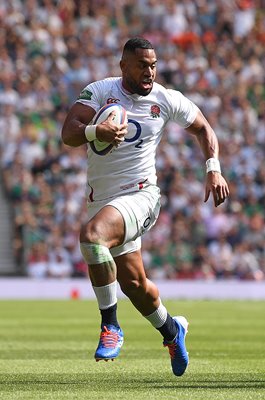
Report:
77,77,199,202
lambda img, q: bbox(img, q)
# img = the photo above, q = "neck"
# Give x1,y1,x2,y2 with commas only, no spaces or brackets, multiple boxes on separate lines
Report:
121,79,134,94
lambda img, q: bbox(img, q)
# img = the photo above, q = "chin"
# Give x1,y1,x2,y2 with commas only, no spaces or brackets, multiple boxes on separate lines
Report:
137,87,153,96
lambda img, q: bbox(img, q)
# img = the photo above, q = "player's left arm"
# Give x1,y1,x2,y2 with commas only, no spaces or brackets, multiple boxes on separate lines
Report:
185,109,229,207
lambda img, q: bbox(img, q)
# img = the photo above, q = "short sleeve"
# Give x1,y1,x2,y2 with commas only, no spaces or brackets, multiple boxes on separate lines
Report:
167,89,199,128
76,81,103,113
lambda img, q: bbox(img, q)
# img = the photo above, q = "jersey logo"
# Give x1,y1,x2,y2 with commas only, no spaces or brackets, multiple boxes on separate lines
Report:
107,97,120,104
150,105,160,118
78,89,93,100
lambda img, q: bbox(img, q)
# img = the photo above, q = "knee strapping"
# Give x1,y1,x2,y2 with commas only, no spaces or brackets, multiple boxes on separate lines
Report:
80,242,113,265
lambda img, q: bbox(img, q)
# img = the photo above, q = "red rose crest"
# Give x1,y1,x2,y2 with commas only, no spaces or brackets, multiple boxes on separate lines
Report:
150,104,160,118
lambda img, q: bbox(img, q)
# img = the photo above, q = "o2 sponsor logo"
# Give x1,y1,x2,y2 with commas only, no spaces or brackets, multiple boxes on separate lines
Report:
125,119,143,148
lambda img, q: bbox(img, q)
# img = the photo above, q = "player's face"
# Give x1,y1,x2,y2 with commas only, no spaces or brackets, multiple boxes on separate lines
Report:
120,49,157,96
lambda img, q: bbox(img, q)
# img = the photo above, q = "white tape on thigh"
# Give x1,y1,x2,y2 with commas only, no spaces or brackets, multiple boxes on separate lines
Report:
80,243,113,265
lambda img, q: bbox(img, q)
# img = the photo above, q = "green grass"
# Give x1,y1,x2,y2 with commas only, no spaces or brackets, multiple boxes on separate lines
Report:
0,299,264,399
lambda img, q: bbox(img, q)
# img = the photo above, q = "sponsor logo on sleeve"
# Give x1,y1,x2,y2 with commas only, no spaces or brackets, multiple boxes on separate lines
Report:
78,89,93,100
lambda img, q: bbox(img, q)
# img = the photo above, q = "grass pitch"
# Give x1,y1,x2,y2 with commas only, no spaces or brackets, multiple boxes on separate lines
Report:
0,298,264,400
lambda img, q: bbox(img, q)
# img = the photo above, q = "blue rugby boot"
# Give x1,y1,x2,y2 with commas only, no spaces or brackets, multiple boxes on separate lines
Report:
163,316,189,376
95,325,124,362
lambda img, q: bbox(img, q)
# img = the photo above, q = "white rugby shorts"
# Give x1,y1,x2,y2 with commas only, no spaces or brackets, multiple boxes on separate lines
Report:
87,185,161,257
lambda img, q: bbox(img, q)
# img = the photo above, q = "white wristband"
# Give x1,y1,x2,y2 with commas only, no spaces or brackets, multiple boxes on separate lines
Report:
85,125,97,142
206,158,221,173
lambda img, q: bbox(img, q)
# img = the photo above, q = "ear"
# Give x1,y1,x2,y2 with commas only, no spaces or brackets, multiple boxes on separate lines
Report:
120,59,125,71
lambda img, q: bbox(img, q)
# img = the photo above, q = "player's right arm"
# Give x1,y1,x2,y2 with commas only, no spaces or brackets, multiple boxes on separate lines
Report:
61,103,127,147
61,103,96,147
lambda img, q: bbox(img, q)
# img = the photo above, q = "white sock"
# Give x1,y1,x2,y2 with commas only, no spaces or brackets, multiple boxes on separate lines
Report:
92,281,117,310
144,300,168,328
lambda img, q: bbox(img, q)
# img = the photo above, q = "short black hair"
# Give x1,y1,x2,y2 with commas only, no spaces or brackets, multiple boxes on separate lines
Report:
122,37,154,56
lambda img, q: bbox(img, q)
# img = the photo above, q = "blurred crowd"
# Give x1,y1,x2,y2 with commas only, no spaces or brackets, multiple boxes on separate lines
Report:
0,0,264,280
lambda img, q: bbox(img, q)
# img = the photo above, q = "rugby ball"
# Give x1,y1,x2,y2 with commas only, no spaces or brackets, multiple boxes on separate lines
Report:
89,103,127,156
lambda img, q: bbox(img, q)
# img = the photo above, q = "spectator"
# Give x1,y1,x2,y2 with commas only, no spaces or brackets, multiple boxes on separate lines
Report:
27,242,48,279
47,244,72,278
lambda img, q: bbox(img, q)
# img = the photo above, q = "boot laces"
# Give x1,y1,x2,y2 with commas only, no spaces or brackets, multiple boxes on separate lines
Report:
164,342,177,359
100,326,119,348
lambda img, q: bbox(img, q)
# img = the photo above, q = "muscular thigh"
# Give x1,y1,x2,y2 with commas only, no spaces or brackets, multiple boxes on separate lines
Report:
80,205,125,248
108,185,161,243
82,185,160,256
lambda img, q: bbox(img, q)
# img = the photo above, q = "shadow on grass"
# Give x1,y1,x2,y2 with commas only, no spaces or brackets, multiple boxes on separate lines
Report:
0,373,265,391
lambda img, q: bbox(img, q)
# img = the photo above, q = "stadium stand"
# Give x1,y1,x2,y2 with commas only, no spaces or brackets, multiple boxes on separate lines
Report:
0,0,264,280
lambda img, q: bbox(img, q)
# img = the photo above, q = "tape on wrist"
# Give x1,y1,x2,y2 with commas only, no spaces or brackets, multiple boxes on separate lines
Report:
206,158,221,173
85,125,97,142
